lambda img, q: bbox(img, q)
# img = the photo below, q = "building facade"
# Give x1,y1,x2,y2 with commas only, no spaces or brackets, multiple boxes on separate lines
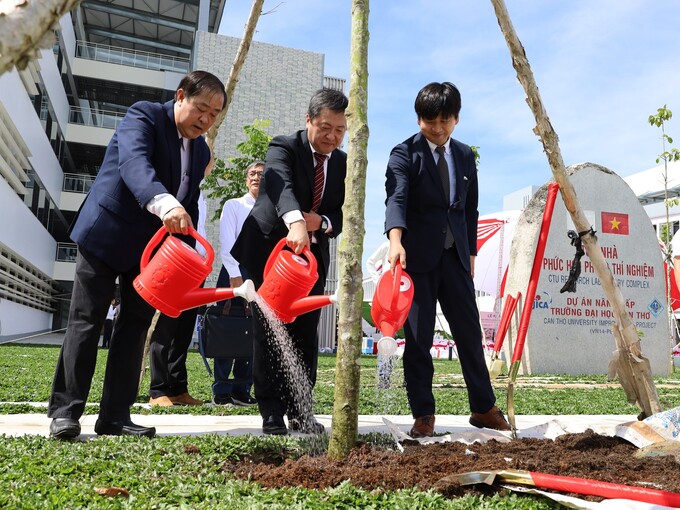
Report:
0,2,343,345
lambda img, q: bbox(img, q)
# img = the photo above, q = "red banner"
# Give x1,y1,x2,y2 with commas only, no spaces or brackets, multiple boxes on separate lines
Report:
601,211,629,235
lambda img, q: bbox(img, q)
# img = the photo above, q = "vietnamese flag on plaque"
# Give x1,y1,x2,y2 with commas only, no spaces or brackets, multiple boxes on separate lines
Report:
601,211,630,235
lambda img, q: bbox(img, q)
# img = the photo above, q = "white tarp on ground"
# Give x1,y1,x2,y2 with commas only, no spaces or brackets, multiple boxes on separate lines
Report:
385,407,680,510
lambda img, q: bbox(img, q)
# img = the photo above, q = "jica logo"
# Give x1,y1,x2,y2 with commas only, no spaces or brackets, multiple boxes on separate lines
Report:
533,291,552,310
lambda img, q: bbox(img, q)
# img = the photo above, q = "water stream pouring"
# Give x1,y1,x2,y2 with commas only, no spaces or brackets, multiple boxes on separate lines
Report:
371,264,414,355
133,227,255,318
257,238,337,323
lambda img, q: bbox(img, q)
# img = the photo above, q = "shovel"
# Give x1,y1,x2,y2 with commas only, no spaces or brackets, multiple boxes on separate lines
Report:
487,292,521,380
449,469,680,506
507,183,560,436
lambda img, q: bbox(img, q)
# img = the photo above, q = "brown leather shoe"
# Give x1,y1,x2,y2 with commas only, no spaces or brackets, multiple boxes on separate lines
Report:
169,392,203,406
409,414,435,438
148,395,174,407
469,405,511,431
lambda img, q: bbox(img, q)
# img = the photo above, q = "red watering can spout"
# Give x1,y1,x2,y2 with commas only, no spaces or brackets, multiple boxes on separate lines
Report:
257,239,336,323
287,293,337,318
134,227,255,318
178,280,256,312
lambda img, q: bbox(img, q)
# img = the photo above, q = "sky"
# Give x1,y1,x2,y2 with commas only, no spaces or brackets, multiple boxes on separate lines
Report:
218,0,680,267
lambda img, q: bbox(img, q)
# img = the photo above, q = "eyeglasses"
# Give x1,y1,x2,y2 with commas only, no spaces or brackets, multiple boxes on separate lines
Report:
247,171,263,178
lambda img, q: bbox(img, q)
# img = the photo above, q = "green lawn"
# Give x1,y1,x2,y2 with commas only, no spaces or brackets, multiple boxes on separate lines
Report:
1,343,679,509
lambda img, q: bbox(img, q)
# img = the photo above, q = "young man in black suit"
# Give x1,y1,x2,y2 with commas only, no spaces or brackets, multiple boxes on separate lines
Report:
232,89,348,435
384,81,511,437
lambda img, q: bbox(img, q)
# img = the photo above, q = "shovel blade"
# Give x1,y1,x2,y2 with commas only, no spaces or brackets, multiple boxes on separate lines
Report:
444,470,498,486
443,469,533,487
487,358,504,380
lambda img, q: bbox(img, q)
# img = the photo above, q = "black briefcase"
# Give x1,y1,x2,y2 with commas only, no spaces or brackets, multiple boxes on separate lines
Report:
200,308,254,360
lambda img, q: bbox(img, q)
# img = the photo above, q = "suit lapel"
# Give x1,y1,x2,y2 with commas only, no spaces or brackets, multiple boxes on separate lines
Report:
450,139,464,206
319,150,341,211
164,102,183,195
300,129,316,201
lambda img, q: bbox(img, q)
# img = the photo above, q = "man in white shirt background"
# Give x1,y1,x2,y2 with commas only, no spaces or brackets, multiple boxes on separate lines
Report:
211,161,263,406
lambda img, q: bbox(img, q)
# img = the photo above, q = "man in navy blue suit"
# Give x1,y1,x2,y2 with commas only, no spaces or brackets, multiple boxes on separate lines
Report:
384,82,510,437
48,71,226,439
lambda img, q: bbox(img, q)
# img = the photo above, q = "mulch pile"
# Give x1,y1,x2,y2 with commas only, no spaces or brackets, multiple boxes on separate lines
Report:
229,430,680,502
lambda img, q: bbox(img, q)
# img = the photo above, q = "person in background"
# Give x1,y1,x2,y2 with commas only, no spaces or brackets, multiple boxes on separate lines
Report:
212,161,264,407
47,70,226,440
147,156,216,408
101,298,118,349
383,81,511,438
672,230,680,293
231,88,348,435
146,311,204,407
366,241,390,284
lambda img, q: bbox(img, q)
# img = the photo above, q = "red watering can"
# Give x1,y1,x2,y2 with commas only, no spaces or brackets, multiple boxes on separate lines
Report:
257,238,337,323
133,227,255,318
371,264,414,355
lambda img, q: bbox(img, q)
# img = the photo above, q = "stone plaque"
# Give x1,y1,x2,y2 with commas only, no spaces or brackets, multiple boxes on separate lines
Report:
503,163,670,375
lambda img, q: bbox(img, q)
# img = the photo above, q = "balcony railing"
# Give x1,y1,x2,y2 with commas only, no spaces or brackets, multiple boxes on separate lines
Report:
63,173,95,193
75,40,190,74
56,243,78,263
69,106,124,130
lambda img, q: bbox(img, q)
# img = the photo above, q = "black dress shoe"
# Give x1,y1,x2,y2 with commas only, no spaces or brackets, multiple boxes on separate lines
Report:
94,418,156,438
288,417,325,434
262,415,288,435
49,418,81,439
231,393,258,407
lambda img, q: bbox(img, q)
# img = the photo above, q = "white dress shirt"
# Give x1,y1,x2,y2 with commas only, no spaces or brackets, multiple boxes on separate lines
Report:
195,187,208,256
145,132,188,219
281,143,332,238
219,192,256,277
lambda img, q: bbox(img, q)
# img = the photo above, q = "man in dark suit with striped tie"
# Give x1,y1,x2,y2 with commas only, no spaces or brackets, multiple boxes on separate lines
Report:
384,82,511,438
232,89,348,435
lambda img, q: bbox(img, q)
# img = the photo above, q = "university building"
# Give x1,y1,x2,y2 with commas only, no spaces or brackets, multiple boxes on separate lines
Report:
0,1,343,343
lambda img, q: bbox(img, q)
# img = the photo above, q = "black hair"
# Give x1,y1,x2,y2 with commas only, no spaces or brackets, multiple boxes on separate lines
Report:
307,88,349,119
176,70,227,111
414,82,461,120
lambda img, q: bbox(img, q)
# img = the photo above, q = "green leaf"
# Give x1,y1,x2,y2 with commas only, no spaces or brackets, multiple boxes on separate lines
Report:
202,120,273,221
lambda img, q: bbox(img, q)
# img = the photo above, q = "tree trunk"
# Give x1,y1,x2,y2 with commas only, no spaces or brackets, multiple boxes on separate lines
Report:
205,0,265,152
139,310,161,391
0,0,83,76
490,0,661,417
327,0,370,460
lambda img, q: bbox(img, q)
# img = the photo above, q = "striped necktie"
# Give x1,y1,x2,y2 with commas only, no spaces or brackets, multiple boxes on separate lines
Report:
312,152,327,211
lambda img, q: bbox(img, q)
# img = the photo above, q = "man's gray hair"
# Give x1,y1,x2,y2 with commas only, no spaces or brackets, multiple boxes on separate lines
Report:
246,160,265,173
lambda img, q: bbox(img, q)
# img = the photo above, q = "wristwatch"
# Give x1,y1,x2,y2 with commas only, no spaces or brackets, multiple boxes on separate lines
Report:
320,217,329,232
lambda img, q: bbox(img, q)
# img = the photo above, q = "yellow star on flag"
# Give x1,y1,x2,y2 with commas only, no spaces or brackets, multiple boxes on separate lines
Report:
609,217,621,230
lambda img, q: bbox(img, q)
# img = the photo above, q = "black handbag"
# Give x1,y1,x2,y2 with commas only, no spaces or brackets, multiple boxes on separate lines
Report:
199,306,254,360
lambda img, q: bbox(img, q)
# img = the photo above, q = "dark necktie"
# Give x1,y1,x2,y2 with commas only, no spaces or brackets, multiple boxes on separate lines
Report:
312,152,327,211
435,145,454,249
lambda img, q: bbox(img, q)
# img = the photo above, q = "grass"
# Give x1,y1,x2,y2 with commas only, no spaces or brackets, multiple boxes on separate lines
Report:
3,344,679,415
2,343,679,508
0,434,558,509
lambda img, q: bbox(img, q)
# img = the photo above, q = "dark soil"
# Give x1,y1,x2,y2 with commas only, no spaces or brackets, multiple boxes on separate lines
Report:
230,431,680,502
